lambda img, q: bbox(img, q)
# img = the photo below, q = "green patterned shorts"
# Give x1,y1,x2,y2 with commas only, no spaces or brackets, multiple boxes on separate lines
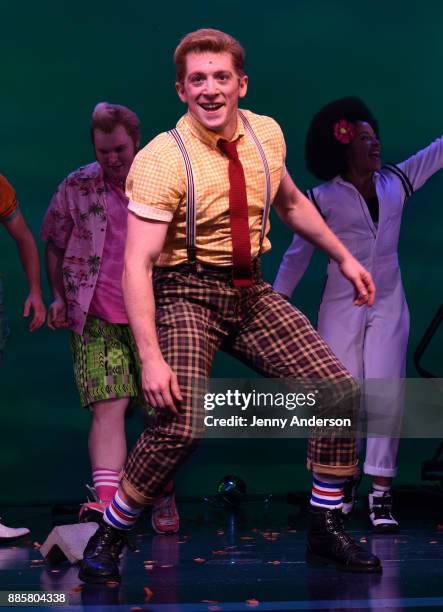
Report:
70,315,149,410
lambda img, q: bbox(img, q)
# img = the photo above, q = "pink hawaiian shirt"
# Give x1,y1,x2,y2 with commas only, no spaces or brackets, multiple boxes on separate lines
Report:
41,162,112,334
88,180,129,324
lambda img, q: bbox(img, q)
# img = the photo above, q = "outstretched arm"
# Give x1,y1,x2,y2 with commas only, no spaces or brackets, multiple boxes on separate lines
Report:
123,212,183,414
396,136,443,193
3,211,46,331
274,172,375,306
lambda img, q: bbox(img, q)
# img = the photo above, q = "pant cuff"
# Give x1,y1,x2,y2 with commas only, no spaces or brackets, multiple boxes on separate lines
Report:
307,459,359,477
121,476,156,506
363,463,397,478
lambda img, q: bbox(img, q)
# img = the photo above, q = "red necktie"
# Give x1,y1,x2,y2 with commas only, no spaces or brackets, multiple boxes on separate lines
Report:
218,138,253,287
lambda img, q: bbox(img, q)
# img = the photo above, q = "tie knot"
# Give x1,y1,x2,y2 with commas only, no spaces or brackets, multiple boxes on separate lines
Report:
218,138,238,160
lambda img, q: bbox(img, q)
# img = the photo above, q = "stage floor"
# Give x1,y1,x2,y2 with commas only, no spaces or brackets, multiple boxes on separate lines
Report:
1,498,443,611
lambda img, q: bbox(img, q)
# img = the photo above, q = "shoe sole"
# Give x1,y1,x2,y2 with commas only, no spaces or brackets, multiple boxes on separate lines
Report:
373,524,399,534
0,534,29,543
306,551,382,573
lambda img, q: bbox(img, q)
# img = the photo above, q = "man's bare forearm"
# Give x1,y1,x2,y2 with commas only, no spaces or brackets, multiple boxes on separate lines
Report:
45,242,66,300
277,193,351,264
274,174,375,306
15,230,42,296
274,173,354,265
122,259,163,364
5,212,42,296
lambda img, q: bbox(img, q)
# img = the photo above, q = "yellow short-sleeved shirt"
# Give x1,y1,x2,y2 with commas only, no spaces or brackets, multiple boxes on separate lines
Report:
126,109,286,266
0,175,18,223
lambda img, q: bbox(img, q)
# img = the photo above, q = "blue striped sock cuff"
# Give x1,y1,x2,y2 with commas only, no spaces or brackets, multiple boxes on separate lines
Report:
310,474,346,509
103,491,142,530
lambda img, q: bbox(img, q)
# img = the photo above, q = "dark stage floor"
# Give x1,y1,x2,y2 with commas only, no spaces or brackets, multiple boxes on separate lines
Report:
1,496,443,611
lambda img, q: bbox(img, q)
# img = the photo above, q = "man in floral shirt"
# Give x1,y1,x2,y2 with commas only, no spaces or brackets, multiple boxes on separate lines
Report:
41,103,179,534
1,173,46,540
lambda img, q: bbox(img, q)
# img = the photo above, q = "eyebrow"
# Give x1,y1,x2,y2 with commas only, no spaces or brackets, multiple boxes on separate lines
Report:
188,69,233,78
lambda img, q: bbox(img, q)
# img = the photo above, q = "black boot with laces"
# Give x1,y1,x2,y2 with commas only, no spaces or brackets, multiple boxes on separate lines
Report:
306,506,382,572
78,521,127,583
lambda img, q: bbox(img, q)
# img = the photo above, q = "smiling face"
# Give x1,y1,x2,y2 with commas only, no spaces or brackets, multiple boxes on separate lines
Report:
93,124,137,183
346,121,381,176
176,51,248,140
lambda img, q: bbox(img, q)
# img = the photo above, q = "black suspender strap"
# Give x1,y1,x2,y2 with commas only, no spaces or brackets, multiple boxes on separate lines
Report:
238,110,272,252
167,128,197,264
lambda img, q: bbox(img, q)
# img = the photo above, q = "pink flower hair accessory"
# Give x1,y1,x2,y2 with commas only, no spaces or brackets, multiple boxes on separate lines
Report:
333,119,355,144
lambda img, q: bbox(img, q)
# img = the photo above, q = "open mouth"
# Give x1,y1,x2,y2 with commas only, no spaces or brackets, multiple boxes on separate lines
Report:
199,102,224,112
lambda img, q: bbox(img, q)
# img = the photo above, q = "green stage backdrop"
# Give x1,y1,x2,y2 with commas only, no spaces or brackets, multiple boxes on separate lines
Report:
1,0,442,505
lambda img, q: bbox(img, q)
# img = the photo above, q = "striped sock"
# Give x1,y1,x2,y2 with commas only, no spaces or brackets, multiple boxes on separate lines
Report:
104,491,143,531
92,468,121,503
310,473,346,509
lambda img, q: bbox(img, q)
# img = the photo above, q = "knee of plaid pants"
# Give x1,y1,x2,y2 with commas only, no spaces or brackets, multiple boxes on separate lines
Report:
122,403,202,505
229,290,360,476
307,374,360,477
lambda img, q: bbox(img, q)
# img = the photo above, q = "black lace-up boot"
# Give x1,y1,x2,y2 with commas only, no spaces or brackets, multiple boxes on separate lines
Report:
78,521,127,583
306,506,382,572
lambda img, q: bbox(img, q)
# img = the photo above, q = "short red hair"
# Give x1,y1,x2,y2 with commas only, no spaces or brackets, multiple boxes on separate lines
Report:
90,102,140,148
174,28,245,83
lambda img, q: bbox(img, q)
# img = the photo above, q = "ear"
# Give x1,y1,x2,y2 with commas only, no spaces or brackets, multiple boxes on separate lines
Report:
238,74,248,99
175,81,187,104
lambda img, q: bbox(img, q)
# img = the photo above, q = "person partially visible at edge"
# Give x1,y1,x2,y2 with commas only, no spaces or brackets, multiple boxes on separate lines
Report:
40,103,179,535
0,173,46,540
274,96,443,533
78,29,381,585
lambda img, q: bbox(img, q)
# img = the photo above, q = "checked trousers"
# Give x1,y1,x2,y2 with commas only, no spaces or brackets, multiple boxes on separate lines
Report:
122,265,358,504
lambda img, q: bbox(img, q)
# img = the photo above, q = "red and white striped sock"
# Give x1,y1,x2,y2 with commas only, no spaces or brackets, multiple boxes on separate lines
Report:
92,468,120,503
104,491,143,531
310,473,346,509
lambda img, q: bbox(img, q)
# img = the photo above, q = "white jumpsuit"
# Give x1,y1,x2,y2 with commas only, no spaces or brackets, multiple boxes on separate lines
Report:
274,137,443,477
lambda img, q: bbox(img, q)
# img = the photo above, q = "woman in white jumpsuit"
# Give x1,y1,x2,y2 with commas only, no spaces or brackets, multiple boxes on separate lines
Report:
274,97,443,532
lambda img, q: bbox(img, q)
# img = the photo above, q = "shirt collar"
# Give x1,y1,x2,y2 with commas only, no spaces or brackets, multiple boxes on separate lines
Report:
178,110,245,149
332,172,380,188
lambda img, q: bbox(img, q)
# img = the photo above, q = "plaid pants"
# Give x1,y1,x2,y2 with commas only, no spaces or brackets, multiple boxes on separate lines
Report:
122,264,358,504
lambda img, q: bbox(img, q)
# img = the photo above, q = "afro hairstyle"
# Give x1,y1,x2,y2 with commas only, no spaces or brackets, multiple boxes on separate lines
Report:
305,97,379,181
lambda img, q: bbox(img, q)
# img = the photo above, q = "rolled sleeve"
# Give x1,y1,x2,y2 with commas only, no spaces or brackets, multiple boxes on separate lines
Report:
0,175,18,223
125,134,184,222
